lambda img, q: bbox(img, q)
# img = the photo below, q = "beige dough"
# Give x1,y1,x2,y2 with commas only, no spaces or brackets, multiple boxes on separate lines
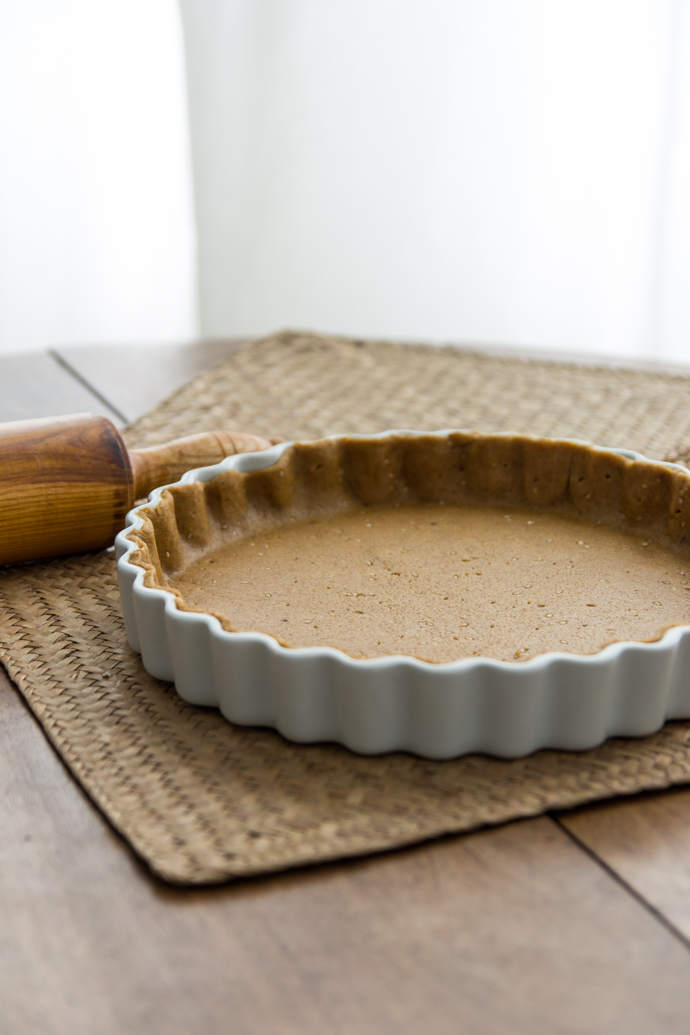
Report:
172,502,690,663
127,432,690,664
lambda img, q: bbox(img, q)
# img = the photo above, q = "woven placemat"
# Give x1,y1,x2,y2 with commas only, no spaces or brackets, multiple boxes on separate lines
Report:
4,329,690,885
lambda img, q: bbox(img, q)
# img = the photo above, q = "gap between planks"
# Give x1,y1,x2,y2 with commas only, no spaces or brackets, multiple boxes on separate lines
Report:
3,666,690,1035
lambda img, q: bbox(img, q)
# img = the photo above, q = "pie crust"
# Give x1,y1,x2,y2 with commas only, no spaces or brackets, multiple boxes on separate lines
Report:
117,431,690,758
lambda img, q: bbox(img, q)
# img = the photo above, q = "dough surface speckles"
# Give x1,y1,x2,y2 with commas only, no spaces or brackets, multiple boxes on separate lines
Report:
173,502,690,663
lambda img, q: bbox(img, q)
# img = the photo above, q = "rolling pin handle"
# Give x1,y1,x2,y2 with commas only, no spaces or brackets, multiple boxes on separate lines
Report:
129,430,278,500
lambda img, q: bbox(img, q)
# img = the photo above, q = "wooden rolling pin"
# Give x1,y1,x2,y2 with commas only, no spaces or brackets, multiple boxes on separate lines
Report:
0,413,278,566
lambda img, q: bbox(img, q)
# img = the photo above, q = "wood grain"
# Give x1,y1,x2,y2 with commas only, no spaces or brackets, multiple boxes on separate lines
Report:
0,411,275,564
130,428,278,499
2,664,690,1035
0,413,132,564
559,789,690,942
5,344,690,1034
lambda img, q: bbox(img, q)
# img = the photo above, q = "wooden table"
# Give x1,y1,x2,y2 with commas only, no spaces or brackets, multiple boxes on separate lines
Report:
3,342,690,1034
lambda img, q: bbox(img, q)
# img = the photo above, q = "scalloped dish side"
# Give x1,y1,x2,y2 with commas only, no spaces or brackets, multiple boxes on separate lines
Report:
124,431,690,665
116,431,690,758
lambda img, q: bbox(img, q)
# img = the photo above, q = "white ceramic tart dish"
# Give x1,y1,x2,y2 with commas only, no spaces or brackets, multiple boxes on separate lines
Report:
115,430,690,760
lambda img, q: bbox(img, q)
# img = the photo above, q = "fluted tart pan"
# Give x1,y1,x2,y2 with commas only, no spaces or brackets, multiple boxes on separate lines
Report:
115,430,690,759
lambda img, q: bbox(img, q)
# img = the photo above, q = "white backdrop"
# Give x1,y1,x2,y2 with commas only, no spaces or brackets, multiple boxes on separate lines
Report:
180,0,690,362
0,0,197,355
1,1,690,362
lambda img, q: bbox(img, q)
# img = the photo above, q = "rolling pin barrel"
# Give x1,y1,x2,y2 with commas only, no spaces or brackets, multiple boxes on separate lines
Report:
0,413,276,566
0,414,132,566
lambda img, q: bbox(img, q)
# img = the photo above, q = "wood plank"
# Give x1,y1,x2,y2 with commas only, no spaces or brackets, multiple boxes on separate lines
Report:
4,340,690,1033
2,666,690,1035
559,787,690,943
52,340,246,424
0,352,123,425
